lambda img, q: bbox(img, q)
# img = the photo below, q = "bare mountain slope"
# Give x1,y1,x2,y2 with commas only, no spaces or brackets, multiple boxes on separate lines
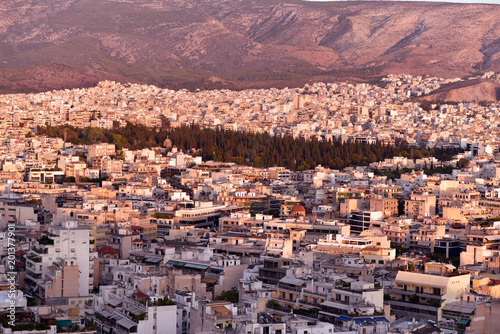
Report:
0,0,500,92
419,79,500,103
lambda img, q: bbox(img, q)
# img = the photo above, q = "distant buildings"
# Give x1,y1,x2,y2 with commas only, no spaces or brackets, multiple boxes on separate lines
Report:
1,72,500,333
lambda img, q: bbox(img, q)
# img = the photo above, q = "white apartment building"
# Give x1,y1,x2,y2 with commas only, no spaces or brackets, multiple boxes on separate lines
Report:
26,220,92,299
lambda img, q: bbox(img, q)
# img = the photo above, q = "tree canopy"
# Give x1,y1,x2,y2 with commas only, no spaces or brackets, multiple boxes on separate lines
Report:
38,122,460,171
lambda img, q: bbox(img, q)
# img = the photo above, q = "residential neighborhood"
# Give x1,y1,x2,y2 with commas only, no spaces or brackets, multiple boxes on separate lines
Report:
1,72,500,334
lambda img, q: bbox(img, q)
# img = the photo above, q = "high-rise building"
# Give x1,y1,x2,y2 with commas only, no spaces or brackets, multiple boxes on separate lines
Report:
26,220,93,301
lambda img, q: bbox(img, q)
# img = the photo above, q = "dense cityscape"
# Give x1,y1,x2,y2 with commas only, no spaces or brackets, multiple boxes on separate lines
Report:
1,72,500,334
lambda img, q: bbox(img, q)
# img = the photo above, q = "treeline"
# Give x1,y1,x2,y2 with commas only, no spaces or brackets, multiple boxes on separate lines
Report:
37,123,460,171
377,165,456,180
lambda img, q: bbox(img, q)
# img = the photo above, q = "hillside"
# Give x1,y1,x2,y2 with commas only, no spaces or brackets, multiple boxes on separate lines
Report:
419,79,500,103
1,0,500,92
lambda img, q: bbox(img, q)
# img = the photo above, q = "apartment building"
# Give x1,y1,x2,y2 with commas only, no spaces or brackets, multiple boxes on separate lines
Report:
405,193,437,218
87,143,116,162
389,264,470,321
26,221,93,302
370,194,398,218
347,211,383,234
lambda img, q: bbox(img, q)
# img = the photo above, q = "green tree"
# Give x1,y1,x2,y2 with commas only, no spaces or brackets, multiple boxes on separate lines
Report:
457,158,470,169
37,123,462,171
391,243,408,257
398,198,405,216
214,287,239,303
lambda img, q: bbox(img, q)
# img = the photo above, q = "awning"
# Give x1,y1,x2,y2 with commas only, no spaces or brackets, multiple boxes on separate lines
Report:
373,317,390,323
168,260,186,267
134,292,149,299
201,277,219,284
124,306,145,316
458,319,471,326
56,320,73,327
354,318,374,324
337,316,351,322
279,276,306,286
97,310,113,318
108,298,122,307
184,263,209,270
117,317,137,329
145,257,162,263
212,306,231,315
321,301,349,310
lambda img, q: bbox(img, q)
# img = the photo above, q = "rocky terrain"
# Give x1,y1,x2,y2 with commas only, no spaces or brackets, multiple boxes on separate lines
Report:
419,79,500,103
1,0,500,93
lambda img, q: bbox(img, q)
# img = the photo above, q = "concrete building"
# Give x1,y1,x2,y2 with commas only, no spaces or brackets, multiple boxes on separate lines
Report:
26,220,92,301
389,266,470,321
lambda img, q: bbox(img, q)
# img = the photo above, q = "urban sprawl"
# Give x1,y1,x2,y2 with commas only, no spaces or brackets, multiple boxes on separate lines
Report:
1,72,500,334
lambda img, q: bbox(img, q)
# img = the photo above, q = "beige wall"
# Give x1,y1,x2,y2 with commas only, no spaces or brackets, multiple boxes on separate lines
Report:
46,266,79,298
214,264,248,297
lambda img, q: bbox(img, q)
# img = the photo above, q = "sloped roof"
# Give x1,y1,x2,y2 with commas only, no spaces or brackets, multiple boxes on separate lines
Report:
279,276,306,286
134,292,149,299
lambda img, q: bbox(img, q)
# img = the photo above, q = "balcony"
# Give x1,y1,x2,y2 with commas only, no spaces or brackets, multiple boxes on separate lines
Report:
389,299,442,310
27,272,42,280
274,296,297,305
298,299,322,308
267,301,292,312
277,284,303,293
26,272,43,283
410,241,431,248
388,288,443,300
327,298,354,305
213,314,233,322
31,246,48,255
26,262,42,274
333,286,379,294
26,254,42,263
303,289,328,297
387,288,416,296
416,292,444,299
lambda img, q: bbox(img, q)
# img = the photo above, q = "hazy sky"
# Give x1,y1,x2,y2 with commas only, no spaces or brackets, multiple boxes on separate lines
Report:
309,0,500,3
392,0,500,3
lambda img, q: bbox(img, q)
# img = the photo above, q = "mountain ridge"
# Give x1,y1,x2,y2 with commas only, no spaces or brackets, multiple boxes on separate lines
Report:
1,0,500,93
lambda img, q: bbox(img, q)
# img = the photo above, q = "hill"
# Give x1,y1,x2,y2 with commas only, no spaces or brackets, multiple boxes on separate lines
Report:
1,0,500,92
418,79,500,103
